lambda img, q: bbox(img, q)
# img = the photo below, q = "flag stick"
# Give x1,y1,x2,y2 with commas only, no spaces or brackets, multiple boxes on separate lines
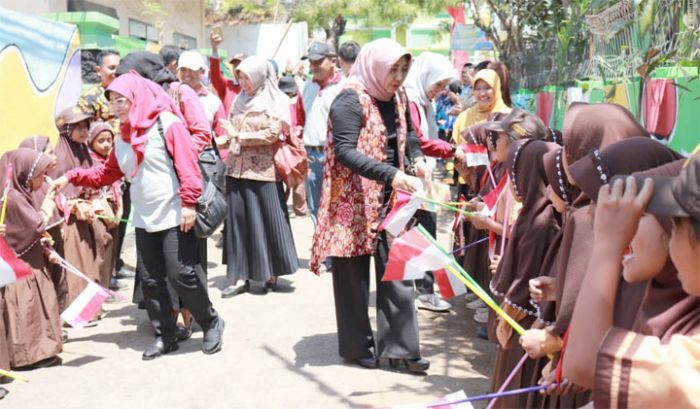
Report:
0,164,13,225
425,384,552,407
0,367,28,382
485,352,529,409
451,236,489,255
95,214,131,224
499,186,511,256
400,190,474,217
415,225,525,335
487,163,497,189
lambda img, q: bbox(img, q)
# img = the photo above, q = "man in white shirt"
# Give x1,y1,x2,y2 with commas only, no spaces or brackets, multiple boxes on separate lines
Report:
177,50,227,137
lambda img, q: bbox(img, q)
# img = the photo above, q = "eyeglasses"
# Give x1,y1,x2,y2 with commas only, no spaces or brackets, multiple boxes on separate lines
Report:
108,97,129,108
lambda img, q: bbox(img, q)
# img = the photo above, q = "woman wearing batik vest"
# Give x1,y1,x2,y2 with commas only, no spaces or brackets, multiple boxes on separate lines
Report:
310,39,431,373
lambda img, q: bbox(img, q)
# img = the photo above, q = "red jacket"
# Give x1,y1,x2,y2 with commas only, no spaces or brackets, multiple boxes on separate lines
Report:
67,119,202,207
209,56,241,118
408,101,454,159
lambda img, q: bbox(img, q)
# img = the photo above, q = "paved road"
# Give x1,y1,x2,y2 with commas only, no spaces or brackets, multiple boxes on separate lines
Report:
5,213,496,408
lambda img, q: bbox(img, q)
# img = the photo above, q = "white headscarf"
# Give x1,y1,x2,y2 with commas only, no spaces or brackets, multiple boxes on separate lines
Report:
233,56,291,125
403,52,457,139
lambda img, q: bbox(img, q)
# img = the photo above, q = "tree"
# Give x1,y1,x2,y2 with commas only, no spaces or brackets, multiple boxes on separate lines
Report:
291,0,459,50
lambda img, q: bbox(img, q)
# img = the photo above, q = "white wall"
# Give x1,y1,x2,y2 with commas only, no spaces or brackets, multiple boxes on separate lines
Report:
218,22,309,69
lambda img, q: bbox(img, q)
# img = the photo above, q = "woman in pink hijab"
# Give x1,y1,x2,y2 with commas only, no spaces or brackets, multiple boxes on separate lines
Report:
310,39,431,373
51,72,224,361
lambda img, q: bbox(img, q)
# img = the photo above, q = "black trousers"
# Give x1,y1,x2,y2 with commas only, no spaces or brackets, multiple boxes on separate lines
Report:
135,227,218,342
414,210,437,295
115,182,131,271
331,231,421,360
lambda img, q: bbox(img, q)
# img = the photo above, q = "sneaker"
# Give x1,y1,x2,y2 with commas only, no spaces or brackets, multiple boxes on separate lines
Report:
466,298,486,310
115,267,136,279
463,293,478,302
415,294,452,312
473,307,489,323
109,277,126,291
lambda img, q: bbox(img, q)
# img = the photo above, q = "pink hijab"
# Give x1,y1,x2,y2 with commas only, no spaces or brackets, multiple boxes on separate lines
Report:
348,38,411,101
106,71,184,170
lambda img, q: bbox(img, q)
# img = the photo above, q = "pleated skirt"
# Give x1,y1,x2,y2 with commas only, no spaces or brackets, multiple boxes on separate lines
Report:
224,177,298,283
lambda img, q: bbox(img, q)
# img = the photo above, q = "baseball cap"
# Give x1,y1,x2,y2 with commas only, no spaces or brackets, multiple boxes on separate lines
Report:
481,109,547,141
178,50,206,71
278,76,298,96
55,106,92,128
628,150,700,236
302,42,336,61
228,53,247,65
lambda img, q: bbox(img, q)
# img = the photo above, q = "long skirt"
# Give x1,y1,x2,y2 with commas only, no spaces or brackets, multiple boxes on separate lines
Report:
490,315,546,409
224,177,298,283
3,262,62,368
62,215,103,305
47,225,68,312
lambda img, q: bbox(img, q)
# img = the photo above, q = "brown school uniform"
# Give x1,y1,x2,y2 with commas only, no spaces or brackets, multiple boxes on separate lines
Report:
595,329,700,408
0,149,62,367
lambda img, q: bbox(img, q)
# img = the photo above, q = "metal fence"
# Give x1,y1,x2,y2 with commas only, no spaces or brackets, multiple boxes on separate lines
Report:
510,0,699,89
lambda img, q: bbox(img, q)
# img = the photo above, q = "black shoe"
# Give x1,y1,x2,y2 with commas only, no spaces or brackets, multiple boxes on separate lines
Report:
176,326,192,342
142,338,179,361
0,387,8,400
353,356,378,369
202,317,224,354
264,277,278,292
388,357,430,373
476,324,489,340
221,281,249,298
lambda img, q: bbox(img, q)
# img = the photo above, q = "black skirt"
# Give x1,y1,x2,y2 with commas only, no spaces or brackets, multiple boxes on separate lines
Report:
224,177,298,282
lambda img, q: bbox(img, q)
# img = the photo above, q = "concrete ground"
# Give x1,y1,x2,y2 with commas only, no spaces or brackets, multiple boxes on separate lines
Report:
4,212,496,409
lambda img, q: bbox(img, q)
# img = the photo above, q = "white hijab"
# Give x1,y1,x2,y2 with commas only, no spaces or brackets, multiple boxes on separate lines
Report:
233,56,291,125
403,52,457,139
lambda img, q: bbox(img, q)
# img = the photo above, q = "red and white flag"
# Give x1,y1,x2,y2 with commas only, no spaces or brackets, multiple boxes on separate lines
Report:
383,227,452,281
463,144,490,167
481,174,508,215
0,237,32,287
434,268,467,299
60,282,109,328
379,191,422,236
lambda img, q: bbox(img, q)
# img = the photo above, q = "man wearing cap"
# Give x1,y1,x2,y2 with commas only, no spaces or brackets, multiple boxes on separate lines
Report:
209,32,244,117
297,41,344,227
337,41,360,77
177,50,227,138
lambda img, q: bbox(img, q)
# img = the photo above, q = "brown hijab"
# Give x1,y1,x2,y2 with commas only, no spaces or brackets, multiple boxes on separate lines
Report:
52,122,94,199
549,103,650,336
492,139,561,314
631,160,700,342
562,102,650,166
569,137,684,201
0,149,53,256
18,136,63,228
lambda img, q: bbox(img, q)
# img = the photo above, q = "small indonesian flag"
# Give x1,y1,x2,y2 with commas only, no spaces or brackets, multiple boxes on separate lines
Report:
434,268,467,299
0,237,32,287
481,174,508,215
464,144,490,167
379,191,422,236
60,282,109,328
383,227,453,281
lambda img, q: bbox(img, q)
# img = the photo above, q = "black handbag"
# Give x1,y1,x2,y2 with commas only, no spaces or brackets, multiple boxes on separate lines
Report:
157,118,227,238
